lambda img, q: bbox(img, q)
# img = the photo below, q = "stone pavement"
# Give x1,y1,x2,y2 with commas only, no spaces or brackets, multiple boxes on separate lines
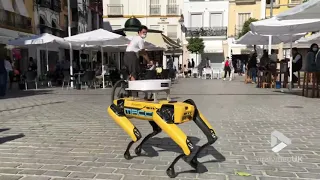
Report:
0,77,319,180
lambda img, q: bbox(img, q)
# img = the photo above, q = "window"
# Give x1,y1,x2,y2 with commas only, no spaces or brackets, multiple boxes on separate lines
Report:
266,0,277,4
210,13,223,27
111,25,121,30
167,25,177,39
108,0,122,16
290,0,302,4
150,25,160,30
237,13,251,29
190,13,203,27
150,0,160,15
167,0,178,15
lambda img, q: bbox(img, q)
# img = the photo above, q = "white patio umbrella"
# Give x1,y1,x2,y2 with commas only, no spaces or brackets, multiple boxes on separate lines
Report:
276,0,320,20
297,31,320,43
65,29,129,89
250,17,320,90
8,33,70,72
236,31,304,45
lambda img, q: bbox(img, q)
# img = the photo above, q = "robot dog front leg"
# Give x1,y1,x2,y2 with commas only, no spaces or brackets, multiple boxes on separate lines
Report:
184,99,218,169
108,104,142,160
153,110,194,178
134,121,162,156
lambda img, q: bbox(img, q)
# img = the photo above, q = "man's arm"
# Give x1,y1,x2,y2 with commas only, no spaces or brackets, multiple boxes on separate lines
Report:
293,54,301,63
138,39,150,63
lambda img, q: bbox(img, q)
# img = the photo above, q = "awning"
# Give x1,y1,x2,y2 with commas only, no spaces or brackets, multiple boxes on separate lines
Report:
0,0,15,12
0,27,34,44
161,34,181,49
14,0,30,17
125,31,167,49
204,41,223,53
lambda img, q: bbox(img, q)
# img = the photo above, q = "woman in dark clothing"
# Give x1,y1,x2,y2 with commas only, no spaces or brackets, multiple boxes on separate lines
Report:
0,59,7,97
305,43,318,71
248,53,258,83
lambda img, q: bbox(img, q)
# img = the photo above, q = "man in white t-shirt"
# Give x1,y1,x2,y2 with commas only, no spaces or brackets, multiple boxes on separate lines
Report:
124,25,150,81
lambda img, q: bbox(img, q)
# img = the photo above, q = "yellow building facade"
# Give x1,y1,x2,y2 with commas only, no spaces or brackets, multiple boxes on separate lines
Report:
266,0,303,18
225,0,265,57
228,0,263,38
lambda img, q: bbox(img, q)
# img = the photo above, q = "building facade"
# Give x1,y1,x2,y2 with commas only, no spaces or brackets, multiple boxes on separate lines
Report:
265,0,304,60
265,0,303,18
0,0,34,43
0,0,35,72
226,0,266,58
183,0,229,67
102,0,183,43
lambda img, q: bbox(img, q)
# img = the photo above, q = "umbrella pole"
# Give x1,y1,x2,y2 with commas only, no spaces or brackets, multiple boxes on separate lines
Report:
268,35,272,55
69,43,74,88
46,44,49,72
101,47,105,89
289,35,293,91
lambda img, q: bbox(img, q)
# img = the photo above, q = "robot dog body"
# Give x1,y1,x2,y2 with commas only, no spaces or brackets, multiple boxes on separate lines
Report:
108,98,217,178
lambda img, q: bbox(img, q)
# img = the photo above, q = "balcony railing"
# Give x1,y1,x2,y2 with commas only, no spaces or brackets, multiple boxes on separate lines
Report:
235,0,256,4
150,5,161,15
186,27,227,37
52,0,62,12
166,5,179,15
37,0,61,12
0,9,32,33
107,4,123,17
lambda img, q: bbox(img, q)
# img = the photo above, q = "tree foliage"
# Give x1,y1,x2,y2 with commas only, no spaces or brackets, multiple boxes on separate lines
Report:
186,37,205,54
303,0,308,2
238,18,259,38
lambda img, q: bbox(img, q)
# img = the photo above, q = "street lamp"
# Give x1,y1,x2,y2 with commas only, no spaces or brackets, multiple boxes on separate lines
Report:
178,14,184,68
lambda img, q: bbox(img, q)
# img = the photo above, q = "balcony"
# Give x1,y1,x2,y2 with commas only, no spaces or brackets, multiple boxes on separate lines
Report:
186,27,227,38
38,0,50,8
107,4,123,17
37,0,61,12
0,9,32,33
235,0,256,4
150,5,161,16
51,0,62,12
289,0,302,7
166,5,179,16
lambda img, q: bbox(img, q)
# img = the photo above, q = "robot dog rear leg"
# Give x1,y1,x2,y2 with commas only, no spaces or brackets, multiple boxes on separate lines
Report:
135,121,162,156
153,110,194,178
184,99,218,169
107,104,142,160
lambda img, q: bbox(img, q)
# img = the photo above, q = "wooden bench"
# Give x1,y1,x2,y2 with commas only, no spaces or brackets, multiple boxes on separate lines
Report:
302,72,319,98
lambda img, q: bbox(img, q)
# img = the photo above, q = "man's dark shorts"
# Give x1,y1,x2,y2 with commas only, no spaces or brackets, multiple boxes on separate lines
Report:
124,52,140,79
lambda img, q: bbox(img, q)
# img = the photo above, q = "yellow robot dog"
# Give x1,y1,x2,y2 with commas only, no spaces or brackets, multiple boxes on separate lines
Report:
107,80,217,178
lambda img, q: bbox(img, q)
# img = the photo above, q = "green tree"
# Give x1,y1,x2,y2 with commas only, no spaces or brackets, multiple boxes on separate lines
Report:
238,18,259,38
187,37,205,64
303,0,308,2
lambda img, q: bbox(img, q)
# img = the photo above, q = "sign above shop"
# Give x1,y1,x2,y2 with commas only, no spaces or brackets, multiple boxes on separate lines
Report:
158,17,169,24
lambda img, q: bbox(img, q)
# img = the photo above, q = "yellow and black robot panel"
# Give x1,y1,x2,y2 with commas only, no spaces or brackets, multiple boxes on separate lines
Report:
113,98,195,124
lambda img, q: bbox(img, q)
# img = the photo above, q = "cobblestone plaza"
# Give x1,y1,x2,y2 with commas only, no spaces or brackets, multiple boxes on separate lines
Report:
0,78,319,180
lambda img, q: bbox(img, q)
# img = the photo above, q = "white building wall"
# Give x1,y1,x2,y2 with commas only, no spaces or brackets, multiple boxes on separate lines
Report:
102,0,184,42
183,0,229,66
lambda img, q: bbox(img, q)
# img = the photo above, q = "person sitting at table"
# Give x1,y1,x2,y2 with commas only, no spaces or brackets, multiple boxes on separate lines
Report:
259,50,270,69
147,60,156,70
289,47,303,84
269,49,278,63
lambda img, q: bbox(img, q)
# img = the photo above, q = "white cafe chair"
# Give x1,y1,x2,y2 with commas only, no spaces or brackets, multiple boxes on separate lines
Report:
191,68,200,78
202,68,213,79
212,68,221,79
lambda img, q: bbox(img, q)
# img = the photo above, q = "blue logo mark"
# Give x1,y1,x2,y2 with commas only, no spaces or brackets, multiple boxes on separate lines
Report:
124,108,153,117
